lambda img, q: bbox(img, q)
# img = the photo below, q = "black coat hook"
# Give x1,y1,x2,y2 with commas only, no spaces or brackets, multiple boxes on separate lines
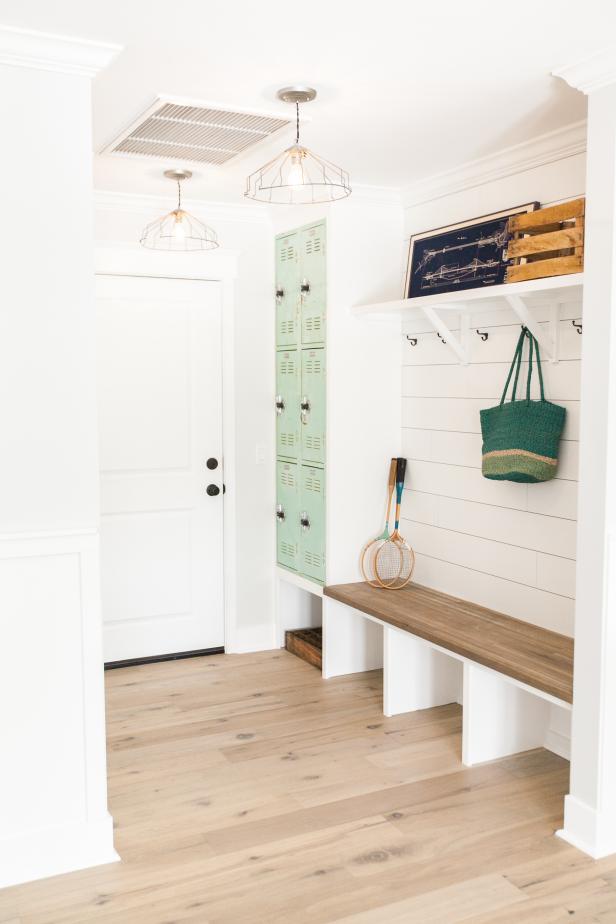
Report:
476,329,489,341
406,334,418,346
572,319,583,334
437,332,446,345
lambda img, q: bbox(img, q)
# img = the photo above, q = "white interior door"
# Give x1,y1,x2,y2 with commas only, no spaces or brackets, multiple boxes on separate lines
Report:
95,274,224,662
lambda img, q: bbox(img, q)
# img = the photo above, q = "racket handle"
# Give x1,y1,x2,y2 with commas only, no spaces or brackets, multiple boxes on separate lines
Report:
396,458,407,486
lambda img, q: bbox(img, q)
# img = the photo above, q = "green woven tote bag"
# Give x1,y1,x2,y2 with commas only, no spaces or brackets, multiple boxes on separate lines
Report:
480,328,566,483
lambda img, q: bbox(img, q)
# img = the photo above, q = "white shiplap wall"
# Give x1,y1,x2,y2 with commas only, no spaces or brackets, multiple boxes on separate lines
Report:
401,153,586,637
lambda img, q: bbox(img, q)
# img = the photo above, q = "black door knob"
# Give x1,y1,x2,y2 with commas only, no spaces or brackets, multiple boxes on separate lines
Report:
206,458,218,470
206,484,220,496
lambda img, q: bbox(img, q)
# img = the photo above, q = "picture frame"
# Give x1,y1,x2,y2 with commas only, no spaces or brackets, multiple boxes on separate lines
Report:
404,202,539,299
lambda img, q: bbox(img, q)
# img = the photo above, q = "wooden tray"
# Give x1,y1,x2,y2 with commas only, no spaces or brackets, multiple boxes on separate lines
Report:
506,197,585,283
285,627,322,669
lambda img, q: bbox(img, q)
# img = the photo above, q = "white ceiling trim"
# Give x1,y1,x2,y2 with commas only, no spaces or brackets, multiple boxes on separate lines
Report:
0,25,121,77
553,46,616,94
402,120,587,209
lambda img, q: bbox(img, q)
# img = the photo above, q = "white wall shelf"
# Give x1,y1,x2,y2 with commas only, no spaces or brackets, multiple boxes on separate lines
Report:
353,272,584,364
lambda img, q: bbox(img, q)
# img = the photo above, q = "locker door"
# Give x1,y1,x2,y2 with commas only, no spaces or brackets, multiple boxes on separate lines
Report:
301,348,325,465
277,460,300,571
299,464,326,582
276,349,300,460
299,222,326,346
275,232,299,348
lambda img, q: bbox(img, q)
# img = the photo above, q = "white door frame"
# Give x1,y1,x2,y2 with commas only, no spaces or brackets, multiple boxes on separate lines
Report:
94,243,239,654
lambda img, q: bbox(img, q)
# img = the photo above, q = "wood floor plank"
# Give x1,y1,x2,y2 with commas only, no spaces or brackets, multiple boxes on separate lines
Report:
1,650,611,923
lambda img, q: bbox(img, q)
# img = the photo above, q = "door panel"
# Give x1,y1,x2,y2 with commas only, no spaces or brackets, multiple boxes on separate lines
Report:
276,349,300,460
301,348,326,465
300,464,325,582
277,460,300,571
96,275,224,662
275,232,299,348
300,222,326,346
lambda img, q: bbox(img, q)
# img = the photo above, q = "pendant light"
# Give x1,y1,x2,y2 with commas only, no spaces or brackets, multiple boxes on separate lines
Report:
140,169,219,251
245,87,351,204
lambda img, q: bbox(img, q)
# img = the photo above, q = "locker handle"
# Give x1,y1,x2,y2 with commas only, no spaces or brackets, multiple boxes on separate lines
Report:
300,511,311,531
300,396,311,424
300,279,310,294
275,287,284,301
275,394,285,415
276,504,285,522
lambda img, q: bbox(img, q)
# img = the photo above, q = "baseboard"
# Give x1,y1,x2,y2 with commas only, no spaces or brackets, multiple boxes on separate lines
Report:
227,622,277,654
0,813,118,889
105,647,224,670
557,795,616,859
544,728,571,760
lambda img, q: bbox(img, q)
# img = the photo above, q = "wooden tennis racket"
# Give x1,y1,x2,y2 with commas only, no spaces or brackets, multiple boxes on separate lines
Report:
374,457,415,589
360,458,397,587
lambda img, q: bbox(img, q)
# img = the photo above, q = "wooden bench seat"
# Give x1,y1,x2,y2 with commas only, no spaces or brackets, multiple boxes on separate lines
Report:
324,581,574,704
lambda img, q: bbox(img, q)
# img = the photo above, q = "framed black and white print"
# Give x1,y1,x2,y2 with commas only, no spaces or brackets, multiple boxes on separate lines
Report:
404,202,539,299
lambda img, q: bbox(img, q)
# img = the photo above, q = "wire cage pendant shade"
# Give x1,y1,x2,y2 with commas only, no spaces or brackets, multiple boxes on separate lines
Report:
140,169,219,252
245,87,351,204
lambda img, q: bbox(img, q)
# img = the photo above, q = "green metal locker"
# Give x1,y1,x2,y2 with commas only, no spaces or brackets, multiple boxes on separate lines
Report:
299,222,326,346
301,347,326,465
276,460,300,571
275,232,299,348
276,349,300,460
299,464,326,582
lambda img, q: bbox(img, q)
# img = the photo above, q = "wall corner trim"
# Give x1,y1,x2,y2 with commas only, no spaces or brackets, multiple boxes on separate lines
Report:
401,120,587,208
553,46,616,95
0,24,122,77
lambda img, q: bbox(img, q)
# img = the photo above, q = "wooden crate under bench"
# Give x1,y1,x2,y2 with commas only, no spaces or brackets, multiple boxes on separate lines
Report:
285,627,322,669
506,196,584,283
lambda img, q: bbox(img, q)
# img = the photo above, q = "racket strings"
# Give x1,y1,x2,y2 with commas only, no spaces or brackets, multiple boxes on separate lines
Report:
374,535,415,589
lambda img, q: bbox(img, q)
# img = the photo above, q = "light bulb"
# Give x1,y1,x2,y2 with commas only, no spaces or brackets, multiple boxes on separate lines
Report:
173,215,186,241
287,153,304,187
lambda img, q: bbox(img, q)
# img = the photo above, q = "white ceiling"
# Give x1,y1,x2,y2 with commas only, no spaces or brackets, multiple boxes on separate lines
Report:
0,1,611,201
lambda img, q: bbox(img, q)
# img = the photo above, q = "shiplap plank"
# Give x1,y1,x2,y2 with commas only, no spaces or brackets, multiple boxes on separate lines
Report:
402,397,579,440
402,361,580,401
410,554,575,637
402,429,578,481
527,478,578,520
404,521,537,586
407,460,528,513
401,493,577,560
536,553,577,599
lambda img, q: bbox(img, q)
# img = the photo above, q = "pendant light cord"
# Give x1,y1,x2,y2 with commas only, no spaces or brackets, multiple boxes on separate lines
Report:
177,179,182,211
296,101,300,144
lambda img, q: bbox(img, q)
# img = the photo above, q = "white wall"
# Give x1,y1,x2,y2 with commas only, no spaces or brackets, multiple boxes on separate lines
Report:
400,152,586,636
94,197,276,650
0,32,119,887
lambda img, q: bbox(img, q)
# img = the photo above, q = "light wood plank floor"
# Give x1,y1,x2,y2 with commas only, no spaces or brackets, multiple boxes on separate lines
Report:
2,650,616,923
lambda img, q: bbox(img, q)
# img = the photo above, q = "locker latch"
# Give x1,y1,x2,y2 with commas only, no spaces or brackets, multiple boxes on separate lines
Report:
275,395,285,415
300,279,310,294
275,287,284,301
276,504,286,522
300,511,311,531
300,396,311,423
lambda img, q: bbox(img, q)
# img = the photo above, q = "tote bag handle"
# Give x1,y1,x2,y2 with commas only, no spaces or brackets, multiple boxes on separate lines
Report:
500,328,546,406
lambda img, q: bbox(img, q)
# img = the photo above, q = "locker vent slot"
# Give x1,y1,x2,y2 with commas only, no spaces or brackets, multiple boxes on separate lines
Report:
279,320,296,336
304,473,323,493
280,244,296,262
280,469,296,487
280,541,297,559
304,317,322,334
305,236,322,255
304,436,322,451
279,357,297,375
280,433,297,448
304,550,324,567
304,357,323,374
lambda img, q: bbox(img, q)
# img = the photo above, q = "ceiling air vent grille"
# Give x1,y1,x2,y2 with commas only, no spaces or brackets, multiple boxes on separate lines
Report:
104,98,292,166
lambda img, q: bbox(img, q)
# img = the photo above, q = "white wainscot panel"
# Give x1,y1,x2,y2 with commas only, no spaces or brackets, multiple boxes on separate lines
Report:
404,521,537,586
537,553,577,598
100,511,191,623
527,478,578,521
407,459,528,512
411,553,574,636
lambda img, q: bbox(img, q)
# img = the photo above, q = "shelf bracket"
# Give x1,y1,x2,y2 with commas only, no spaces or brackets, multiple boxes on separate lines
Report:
504,295,559,363
420,305,469,364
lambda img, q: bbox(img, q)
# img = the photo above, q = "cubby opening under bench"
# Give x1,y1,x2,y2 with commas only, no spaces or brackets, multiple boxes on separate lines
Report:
322,581,573,766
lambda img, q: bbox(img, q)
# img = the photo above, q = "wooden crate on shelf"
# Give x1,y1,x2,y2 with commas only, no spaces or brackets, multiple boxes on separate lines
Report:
505,197,585,283
285,627,322,669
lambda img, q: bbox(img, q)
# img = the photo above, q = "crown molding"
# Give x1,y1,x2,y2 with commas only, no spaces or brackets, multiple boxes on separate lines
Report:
553,46,616,95
94,189,271,225
0,25,121,77
402,120,587,209
347,184,401,205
